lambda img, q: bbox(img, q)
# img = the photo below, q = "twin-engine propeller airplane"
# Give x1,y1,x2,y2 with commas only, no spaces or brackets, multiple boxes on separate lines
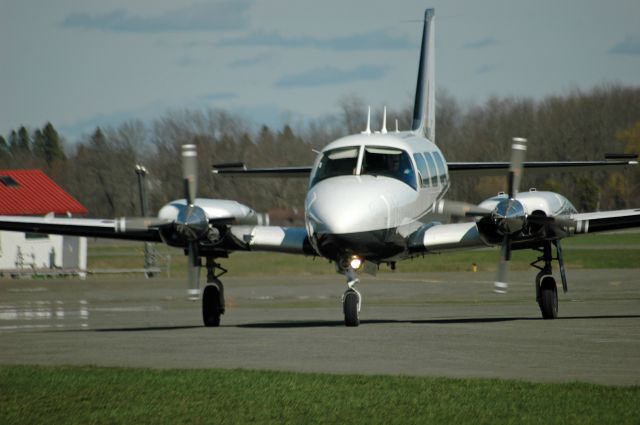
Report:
1,8,639,326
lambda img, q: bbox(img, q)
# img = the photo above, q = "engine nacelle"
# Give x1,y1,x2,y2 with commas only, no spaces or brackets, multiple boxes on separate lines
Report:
478,190,577,219
157,199,269,247
158,198,269,226
477,190,578,243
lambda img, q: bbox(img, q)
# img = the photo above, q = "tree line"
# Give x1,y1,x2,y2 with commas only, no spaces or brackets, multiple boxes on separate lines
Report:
2,84,639,218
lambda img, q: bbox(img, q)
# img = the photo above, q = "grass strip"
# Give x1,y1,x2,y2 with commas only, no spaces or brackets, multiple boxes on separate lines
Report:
1,366,638,425
87,248,640,277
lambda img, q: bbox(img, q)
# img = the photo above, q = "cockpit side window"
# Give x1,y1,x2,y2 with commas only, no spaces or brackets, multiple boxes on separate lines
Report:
432,151,448,185
361,147,417,190
310,146,359,187
413,153,430,187
423,152,439,186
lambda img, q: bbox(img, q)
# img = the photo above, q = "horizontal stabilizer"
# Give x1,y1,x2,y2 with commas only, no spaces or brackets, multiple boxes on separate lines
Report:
213,166,312,178
212,162,247,170
448,159,637,177
604,153,638,160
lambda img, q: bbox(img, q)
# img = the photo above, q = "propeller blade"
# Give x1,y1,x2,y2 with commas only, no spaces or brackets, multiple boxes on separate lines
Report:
491,138,526,294
182,144,198,205
434,200,492,218
507,137,527,198
186,241,201,300
494,235,511,294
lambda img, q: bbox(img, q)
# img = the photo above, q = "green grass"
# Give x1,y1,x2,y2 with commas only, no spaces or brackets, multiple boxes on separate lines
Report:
1,366,638,425
396,249,640,272
85,231,640,277
87,247,640,278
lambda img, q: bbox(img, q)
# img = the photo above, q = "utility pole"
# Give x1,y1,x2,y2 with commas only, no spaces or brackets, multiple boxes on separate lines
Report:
135,164,157,277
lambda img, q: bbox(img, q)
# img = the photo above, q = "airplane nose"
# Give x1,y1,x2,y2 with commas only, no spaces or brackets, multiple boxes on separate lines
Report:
305,176,392,236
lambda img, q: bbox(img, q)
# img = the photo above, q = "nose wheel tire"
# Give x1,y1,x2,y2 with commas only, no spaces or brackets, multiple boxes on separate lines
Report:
343,290,360,327
538,277,558,320
202,284,223,327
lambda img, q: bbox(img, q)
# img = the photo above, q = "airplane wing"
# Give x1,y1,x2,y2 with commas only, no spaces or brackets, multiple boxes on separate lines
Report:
408,207,640,254
0,215,316,255
226,225,315,255
0,215,167,242
571,208,640,234
408,222,489,253
448,158,637,177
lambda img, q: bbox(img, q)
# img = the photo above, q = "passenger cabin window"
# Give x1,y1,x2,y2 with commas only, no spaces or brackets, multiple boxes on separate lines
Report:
423,152,439,186
362,147,416,190
311,146,359,187
413,153,430,187
433,152,448,185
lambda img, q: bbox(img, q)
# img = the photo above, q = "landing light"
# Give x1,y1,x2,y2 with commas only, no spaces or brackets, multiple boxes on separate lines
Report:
349,255,363,270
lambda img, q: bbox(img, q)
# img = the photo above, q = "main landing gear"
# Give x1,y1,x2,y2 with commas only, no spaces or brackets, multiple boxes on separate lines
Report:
202,258,227,327
531,241,567,320
340,265,362,327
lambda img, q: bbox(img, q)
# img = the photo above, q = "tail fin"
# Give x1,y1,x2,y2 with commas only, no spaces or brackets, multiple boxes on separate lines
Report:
411,8,435,142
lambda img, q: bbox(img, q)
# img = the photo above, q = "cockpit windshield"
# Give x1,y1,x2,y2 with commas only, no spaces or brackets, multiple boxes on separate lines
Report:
361,147,416,189
310,146,359,187
310,145,417,190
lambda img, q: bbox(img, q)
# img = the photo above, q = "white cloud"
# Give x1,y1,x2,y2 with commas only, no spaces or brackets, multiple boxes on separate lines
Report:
62,1,252,33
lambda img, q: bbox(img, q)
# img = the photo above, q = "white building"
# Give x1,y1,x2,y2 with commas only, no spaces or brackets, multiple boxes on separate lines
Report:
0,170,88,278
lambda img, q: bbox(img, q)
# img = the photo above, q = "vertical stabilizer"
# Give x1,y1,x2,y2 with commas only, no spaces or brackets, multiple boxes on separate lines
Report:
411,8,435,141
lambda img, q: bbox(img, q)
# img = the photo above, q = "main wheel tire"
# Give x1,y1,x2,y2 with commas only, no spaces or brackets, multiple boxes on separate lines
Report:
343,291,360,327
538,277,558,320
202,285,221,327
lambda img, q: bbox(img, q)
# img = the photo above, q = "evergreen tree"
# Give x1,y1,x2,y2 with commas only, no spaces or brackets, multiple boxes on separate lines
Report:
0,135,8,156
42,122,65,165
33,128,46,159
16,126,31,154
91,127,106,148
0,135,10,166
8,130,18,154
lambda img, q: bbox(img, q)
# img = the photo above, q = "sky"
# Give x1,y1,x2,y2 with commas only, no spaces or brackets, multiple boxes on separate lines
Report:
1,0,640,142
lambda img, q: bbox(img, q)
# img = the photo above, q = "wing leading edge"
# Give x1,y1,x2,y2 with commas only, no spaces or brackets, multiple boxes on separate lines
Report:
407,208,640,255
0,215,165,242
571,208,640,234
0,215,315,255
448,159,637,177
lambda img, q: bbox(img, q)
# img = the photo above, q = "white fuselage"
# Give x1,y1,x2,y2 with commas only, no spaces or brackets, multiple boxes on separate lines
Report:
304,131,448,262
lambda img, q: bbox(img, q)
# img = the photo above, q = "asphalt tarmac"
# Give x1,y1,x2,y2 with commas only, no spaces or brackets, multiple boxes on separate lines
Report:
1,269,639,385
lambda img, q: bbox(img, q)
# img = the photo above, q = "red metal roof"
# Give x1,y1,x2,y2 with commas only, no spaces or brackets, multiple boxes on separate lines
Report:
0,170,88,216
